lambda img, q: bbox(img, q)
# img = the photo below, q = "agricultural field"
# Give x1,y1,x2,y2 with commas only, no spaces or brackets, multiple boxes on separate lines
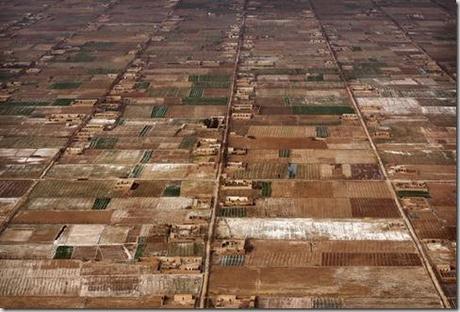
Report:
0,0,455,309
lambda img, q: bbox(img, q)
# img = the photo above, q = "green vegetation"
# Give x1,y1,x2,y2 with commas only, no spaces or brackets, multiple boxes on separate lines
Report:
129,164,144,178
218,207,247,217
149,87,187,97
253,67,339,76
205,34,224,46
292,106,354,115
189,86,204,97
433,90,455,98
82,41,114,50
92,198,111,210
151,106,168,118
183,97,227,105
283,96,291,106
0,71,13,81
261,181,272,197
193,80,230,88
397,190,431,198
115,118,125,126
89,137,118,149
203,117,220,128
134,81,150,89
88,68,118,75
316,126,329,138
283,95,348,107
134,237,146,260
167,241,204,257
53,98,74,106
49,82,81,89
306,73,324,81
0,106,35,116
279,149,290,158
188,74,230,82
433,34,456,41
163,184,181,197
346,61,385,79
140,150,153,163
66,52,95,62
177,2,210,9
178,136,197,149
54,246,73,259
433,32,457,41
185,75,230,102
252,68,308,75
345,3,360,9
220,254,245,266
139,125,152,137
5,101,49,106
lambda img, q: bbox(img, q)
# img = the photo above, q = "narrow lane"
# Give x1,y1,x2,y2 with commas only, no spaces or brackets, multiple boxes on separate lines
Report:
199,1,247,307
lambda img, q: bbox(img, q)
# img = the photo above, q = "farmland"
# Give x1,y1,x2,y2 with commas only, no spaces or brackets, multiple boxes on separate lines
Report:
0,0,455,309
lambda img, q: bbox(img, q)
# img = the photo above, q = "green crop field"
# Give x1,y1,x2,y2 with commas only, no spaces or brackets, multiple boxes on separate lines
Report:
261,181,272,197
134,237,146,259
252,68,308,75
151,106,168,118
189,86,204,97
149,87,188,97
179,136,197,149
316,126,329,138
167,241,204,257
183,96,227,105
82,41,114,50
129,164,144,178
49,82,81,89
188,74,230,82
88,68,118,75
92,197,111,210
54,246,73,259
220,254,245,266
292,106,354,115
0,71,13,81
89,137,118,149
163,184,181,197
0,106,35,116
135,81,150,89
218,207,247,217
115,118,125,126
397,190,431,198
193,80,230,88
5,101,49,106
140,150,153,163
65,52,95,62
306,73,324,81
139,125,152,137
53,98,74,106
279,149,290,158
